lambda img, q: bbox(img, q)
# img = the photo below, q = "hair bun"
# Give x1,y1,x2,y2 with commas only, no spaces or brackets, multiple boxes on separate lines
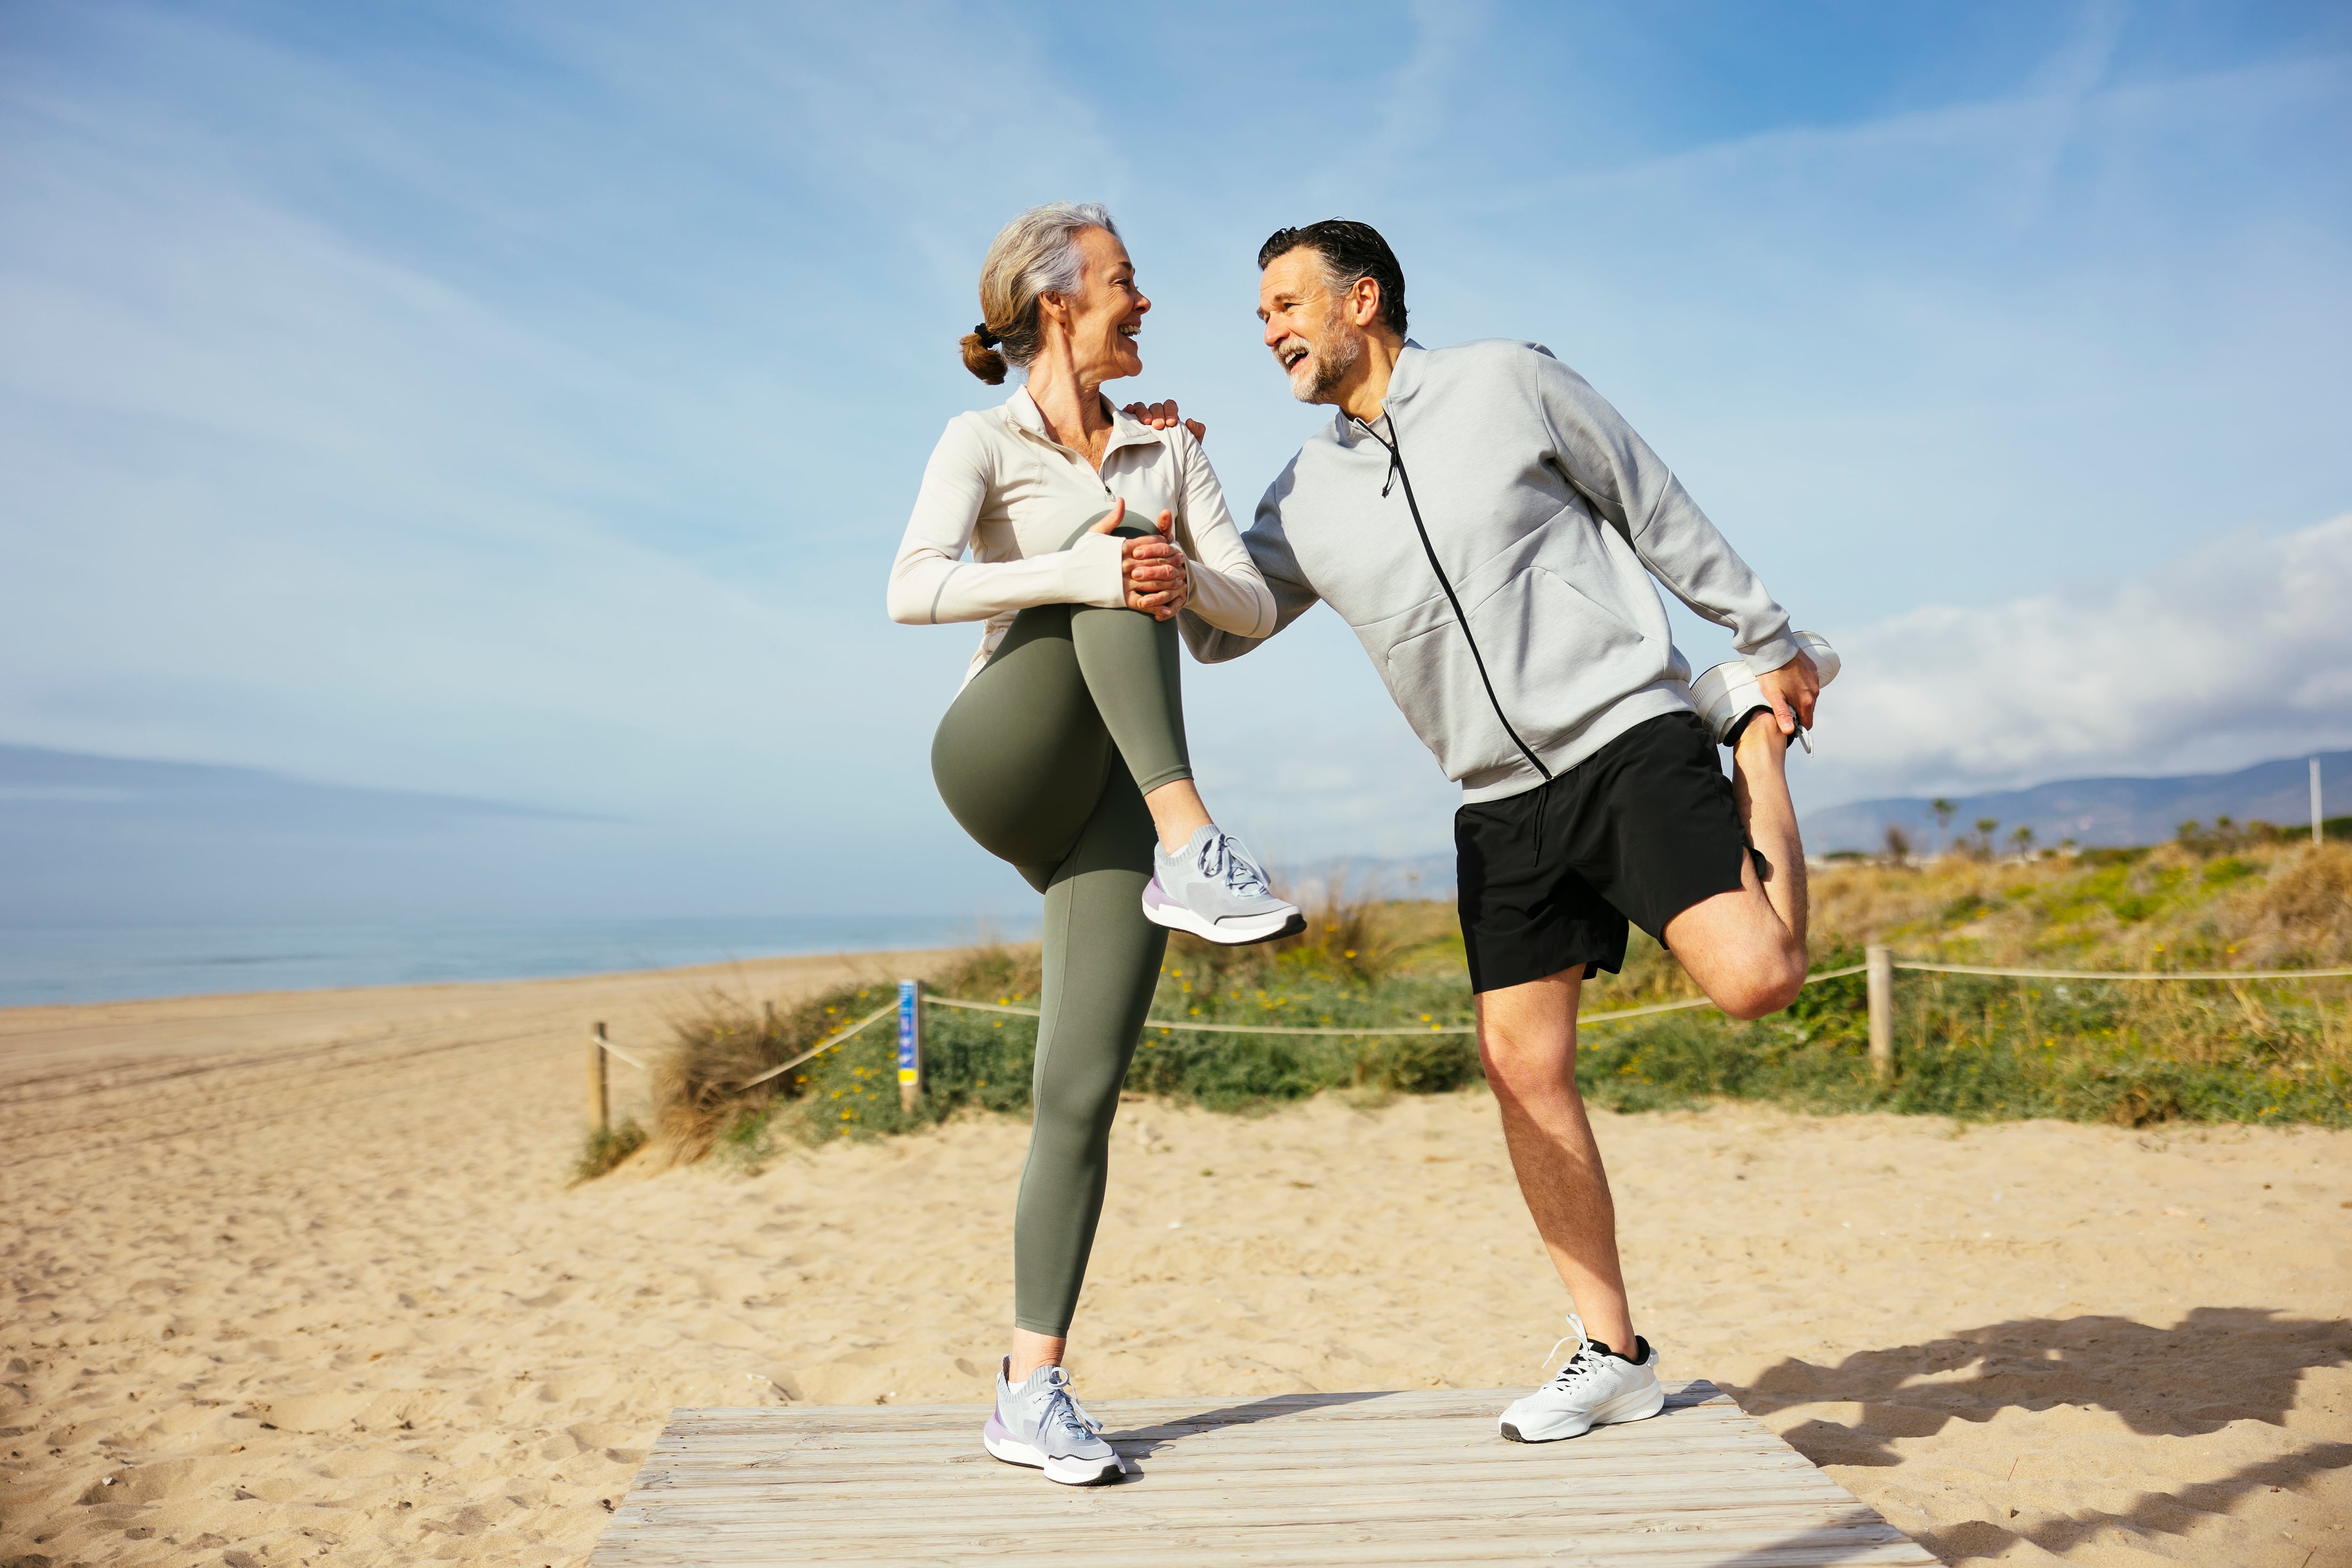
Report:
961,330,1008,385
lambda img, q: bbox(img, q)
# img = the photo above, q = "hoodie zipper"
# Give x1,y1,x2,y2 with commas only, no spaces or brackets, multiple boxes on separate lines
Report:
1351,414,1552,782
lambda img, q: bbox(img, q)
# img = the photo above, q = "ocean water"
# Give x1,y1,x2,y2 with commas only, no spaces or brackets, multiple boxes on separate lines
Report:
0,914,1036,1010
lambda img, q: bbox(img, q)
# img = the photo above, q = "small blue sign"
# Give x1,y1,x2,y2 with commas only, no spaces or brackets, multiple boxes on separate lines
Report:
897,979,918,1085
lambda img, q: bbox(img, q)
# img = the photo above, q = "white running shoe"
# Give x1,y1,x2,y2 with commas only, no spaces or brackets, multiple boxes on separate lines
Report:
1143,826,1305,946
983,1359,1122,1485
1496,1313,1666,1443
1692,631,1840,749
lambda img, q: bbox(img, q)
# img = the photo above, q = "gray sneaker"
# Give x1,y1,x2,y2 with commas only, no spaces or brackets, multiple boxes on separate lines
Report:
1143,826,1305,946
982,1359,1122,1485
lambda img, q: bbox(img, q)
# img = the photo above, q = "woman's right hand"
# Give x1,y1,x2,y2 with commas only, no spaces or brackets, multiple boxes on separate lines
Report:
1093,501,1189,620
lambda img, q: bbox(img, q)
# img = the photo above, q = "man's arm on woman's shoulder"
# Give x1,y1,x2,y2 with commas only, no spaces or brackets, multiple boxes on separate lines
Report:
1122,397,1205,444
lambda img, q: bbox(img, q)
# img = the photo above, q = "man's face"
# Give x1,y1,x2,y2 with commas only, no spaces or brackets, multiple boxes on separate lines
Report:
1258,248,1362,405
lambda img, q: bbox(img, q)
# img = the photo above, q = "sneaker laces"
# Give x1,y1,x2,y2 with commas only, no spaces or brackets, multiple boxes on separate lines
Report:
1037,1370,1102,1441
1537,1312,1613,1393
1196,831,1270,898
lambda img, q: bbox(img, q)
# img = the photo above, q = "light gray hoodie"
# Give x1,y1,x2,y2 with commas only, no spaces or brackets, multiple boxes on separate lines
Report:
1181,338,1800,804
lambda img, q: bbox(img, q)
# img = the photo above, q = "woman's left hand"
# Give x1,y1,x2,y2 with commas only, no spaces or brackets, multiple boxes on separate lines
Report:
1120,509,1189,620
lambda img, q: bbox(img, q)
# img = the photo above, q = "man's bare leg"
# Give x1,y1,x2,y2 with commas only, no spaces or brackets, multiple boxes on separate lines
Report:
1730,714,1807,943
1477,966,1635,1352
1665,716,1810,1020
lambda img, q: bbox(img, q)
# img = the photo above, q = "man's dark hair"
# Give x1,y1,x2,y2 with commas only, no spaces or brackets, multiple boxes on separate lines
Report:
1257,219,1406,337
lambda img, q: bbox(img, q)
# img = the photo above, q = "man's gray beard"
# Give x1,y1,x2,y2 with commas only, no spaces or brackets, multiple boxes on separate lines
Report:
1290,324,1362,405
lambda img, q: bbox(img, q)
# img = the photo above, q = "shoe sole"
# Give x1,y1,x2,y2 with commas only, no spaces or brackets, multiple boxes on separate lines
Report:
1496,1380,1667,1444
982,1416,1123,1486
1141,891,1308,947
1693,633,1840,746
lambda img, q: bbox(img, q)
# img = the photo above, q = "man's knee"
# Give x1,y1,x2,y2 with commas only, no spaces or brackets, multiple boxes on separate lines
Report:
1477,1027,1575,1102
1714,953,1806,1021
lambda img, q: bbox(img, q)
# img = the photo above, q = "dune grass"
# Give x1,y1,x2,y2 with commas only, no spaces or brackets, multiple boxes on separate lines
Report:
1576,837,2352,1125
641,885,1476,1170
596,840,2352,1176
569,1117,647,1183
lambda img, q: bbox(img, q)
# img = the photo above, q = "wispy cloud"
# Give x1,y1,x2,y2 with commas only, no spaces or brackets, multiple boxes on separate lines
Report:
1811,512,2352,803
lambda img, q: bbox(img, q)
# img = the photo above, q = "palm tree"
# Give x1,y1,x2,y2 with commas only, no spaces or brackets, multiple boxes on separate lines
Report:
1930,798,1958,858
2011,824,2035,860
1974,818,2000,860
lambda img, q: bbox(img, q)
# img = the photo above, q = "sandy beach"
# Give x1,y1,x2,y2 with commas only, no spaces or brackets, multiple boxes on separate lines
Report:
2,954,2348,1568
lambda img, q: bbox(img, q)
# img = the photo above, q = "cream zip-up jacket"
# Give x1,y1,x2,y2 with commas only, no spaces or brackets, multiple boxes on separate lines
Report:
888,387,1276,685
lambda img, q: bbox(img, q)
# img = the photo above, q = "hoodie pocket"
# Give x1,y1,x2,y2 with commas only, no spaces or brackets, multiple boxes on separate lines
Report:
1380,565,1654,780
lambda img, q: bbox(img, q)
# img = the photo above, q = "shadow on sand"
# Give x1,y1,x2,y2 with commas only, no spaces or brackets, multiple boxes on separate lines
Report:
1722,1305,2352,1563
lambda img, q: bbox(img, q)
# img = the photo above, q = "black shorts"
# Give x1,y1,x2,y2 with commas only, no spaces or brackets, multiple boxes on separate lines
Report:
1455,712,1748,994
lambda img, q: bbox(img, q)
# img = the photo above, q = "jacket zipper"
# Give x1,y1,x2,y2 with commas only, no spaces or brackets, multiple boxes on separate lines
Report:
1352,415,1552,782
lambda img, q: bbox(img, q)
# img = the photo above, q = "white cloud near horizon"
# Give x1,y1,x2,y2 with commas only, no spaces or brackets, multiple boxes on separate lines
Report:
1812,512,2352,804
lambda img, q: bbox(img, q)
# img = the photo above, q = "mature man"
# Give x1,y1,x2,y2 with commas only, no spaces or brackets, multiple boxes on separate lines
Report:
1152,220,1829,1441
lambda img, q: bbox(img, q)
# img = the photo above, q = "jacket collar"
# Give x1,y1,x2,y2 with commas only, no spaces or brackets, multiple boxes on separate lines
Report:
1383,339,1427,409
1003,384,1160,459
1327,339,1426,446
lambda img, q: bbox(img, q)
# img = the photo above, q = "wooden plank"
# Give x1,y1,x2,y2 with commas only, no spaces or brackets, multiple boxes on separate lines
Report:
589,1381,1936,1567
650,1384,1732,1429
650,1384,1730,1433
627,1425,1812,1478
618,1507,1907,1548
594,1522,1925,1568
604,1526,1920,1564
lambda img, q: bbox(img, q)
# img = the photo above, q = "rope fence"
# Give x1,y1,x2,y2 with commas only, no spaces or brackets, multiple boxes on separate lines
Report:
1890,962,2352,983
579,951,2352,1123
740,1003,896,1090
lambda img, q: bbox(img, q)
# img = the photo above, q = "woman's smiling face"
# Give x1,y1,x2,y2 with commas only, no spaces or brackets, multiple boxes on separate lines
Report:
1050,226,1149,385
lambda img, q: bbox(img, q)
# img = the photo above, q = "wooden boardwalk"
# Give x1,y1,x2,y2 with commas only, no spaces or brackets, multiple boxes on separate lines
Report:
589,1381,1934,1566
597,1382,1938,1568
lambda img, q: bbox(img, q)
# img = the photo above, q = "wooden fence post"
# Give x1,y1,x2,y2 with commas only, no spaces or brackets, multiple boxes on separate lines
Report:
588,1022,611,1133
1866,946,1895,1082
897,979,922,1114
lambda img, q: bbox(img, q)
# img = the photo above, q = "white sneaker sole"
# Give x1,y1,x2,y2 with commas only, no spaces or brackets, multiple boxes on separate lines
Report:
1497,1378,1667,1443
1692,631,1839,747
1140,881,1307,946
982,1415,1122,1485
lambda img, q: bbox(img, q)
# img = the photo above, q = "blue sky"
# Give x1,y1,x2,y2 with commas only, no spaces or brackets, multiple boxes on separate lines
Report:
2,0,2348,920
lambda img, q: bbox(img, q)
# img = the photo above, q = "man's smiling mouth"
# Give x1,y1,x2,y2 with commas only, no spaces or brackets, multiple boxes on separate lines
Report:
1279,342,1309,371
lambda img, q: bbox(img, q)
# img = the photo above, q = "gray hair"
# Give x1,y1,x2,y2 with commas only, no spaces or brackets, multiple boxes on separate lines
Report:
961,202,1119,384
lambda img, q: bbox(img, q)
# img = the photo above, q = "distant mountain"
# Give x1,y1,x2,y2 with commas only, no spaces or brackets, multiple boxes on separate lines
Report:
1804,750,2350,854
0,743,570,832
1285,853,1458,903
0,743,589,925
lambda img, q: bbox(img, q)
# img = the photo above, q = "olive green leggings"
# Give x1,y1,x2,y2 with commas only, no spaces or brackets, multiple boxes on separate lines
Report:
929,531,1192,1336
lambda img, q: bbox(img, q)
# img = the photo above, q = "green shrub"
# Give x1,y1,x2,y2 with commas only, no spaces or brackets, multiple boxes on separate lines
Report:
644,848,2352,1170
571,1118,647,1183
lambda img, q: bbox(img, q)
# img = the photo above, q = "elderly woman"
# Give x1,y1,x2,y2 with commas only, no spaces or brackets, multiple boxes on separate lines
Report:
887,202,1294,1485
